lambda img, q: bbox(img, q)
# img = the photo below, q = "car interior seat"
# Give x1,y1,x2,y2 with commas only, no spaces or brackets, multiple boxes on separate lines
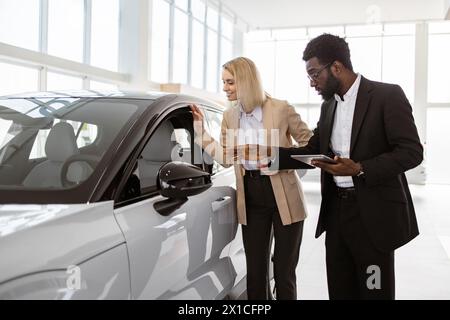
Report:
23,122,91,188
138,120,182,190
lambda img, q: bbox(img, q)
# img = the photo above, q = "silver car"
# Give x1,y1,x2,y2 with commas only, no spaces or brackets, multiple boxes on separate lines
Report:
0,91,253,300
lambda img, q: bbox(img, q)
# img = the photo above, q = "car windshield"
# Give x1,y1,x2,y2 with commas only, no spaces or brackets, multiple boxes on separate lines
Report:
0,97,147,191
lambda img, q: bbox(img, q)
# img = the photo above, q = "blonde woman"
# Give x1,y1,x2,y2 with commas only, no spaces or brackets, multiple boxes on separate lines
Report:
190,57,312,300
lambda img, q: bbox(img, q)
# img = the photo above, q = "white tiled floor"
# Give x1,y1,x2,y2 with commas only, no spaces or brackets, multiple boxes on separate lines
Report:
296,182,450,300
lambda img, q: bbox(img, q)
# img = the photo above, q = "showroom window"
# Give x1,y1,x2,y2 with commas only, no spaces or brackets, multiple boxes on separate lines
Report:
0,62,39,96
293,105,320,130
47,0,84,62
347,23,415,102
47,72,83,91
427,108,450,184
191,18,205,88
174,0,188,11
221,37,233,68
91,0,119,71
150,0,236,92
150,0,171,83
0,0,40,51
1,0,237,96
191,0,205,21
245,22,416,104
426,21,450,184
381,24,415,102
206,28,218,92
89,80,118,91
173,5,189,84
346,25,383,82
244,36,276,98
206,4,219,92
220,12,234,66
1,0,122,96
428,21,450,103
245,22,416,138
190,0,206,88
275,38,309,104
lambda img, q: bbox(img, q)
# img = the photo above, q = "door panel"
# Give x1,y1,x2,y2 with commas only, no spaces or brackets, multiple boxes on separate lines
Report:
114,187,235,299
203,107,244,288
113,109,237,299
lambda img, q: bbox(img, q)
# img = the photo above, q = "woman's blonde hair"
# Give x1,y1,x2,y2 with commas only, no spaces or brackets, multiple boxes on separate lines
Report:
222,57,266,113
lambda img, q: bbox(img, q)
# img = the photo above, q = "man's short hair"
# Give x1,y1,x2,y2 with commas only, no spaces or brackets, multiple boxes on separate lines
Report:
303,33,353,71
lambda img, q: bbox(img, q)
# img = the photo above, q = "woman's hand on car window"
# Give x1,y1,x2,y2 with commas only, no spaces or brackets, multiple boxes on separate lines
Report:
190,104,205,135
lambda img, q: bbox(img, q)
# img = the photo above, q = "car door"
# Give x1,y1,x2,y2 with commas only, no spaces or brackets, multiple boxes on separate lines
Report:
202,107,246,294
113,106,236,300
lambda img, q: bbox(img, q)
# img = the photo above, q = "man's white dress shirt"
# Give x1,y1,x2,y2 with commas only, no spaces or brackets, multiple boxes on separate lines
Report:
330,73,362,188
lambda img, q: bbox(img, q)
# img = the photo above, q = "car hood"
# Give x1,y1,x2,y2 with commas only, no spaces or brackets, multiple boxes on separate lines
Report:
0,201,125,284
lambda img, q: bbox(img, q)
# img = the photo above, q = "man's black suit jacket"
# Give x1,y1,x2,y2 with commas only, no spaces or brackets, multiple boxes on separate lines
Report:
275,76,423,252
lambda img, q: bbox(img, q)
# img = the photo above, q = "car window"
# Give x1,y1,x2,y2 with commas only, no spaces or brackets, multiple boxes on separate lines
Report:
204,108,224,175
173,128,190,149
0,97,143,191
0,119,16,149
138,120,186,190
118,113,195,203
29,120,98,159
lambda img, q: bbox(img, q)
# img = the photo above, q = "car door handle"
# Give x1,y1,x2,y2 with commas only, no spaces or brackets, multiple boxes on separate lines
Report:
212,196,232,211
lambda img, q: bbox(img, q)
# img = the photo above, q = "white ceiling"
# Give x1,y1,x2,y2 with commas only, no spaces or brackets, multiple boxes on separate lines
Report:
224,0,448,29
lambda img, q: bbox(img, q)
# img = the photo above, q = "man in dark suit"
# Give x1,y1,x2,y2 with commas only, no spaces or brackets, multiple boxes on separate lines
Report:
269,34,423,299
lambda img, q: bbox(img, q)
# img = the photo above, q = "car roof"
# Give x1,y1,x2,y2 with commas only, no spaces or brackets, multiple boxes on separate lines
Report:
0,89,171,100
0,90,226,111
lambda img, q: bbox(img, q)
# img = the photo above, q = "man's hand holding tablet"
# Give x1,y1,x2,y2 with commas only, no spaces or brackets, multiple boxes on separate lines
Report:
291,154,364,177
291,154,337,166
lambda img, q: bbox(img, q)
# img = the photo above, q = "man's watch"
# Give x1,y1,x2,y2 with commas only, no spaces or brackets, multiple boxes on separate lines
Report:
356,162,365,178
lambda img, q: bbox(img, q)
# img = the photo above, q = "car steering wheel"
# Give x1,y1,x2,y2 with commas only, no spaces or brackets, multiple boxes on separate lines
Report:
61,154,101,188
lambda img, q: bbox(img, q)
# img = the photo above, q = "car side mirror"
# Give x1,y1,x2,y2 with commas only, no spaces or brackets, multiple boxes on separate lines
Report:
154,161,212,216
158,161,212,199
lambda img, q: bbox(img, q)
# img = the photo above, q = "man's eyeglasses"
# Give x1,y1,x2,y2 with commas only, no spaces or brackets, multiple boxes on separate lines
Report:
307,62,333,82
